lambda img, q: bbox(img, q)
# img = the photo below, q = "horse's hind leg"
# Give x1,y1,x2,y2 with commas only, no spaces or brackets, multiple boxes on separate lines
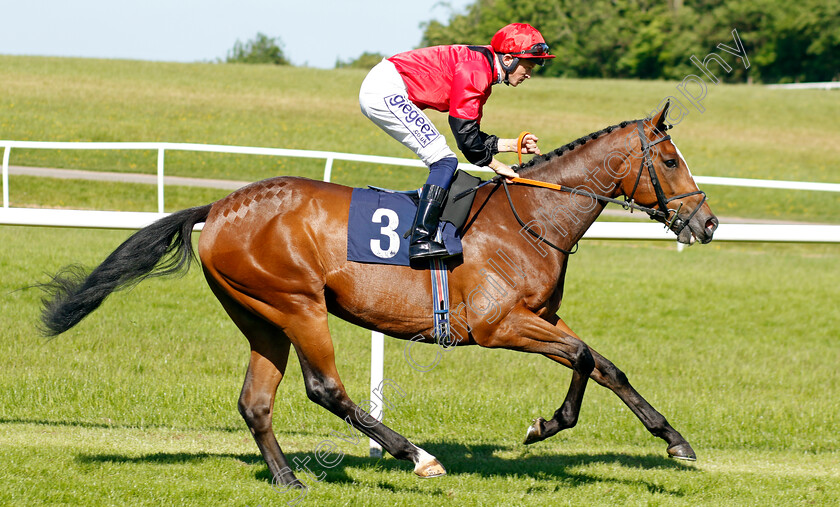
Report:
240,338,300,484
204,277,302,487
205,277,443,481
287,309,446,478
538,319,696,460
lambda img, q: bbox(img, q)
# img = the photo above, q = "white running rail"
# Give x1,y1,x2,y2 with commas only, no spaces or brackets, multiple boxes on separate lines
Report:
3,140,840,211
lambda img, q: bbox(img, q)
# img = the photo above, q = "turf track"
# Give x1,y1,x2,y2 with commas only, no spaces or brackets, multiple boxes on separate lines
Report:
1,55,838,505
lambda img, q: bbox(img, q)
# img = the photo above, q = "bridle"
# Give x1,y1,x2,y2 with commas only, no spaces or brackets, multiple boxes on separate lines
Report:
496,121,707,253
628,120,707,236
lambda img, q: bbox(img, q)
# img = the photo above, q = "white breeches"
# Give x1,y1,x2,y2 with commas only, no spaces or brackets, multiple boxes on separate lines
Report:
359,59,457,167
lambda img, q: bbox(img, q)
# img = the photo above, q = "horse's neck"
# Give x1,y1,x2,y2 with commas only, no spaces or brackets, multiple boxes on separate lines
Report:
521,135,626,235
528,135,625,193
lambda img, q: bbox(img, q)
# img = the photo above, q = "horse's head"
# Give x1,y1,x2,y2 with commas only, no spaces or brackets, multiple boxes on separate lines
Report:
622,102,719,245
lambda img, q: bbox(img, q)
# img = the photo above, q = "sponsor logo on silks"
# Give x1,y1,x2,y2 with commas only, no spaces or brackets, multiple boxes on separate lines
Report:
384,94,439,147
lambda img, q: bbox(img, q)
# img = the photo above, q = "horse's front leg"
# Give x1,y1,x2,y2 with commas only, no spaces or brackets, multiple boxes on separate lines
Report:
539,318,696,460
477,307,596,442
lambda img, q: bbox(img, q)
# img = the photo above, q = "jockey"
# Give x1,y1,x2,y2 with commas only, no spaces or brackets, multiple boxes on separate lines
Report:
359,23,555,260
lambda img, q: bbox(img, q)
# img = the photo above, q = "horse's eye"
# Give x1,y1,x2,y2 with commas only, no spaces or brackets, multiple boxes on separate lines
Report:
664,159,678,169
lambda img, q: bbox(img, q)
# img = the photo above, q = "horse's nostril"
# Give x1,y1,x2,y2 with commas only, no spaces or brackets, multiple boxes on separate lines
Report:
706,217,718,233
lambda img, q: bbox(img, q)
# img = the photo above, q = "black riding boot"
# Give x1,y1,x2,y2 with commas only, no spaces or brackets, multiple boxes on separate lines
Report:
409,184,449,260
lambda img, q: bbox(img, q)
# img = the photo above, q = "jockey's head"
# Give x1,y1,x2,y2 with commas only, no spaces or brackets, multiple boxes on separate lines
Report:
491,23,555,86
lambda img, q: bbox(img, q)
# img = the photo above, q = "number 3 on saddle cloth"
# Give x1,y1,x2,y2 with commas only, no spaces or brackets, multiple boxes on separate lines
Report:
346,170,480,266
346,170,481,343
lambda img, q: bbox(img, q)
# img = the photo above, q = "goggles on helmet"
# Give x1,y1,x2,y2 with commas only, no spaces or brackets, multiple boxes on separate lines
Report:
511,43,550,57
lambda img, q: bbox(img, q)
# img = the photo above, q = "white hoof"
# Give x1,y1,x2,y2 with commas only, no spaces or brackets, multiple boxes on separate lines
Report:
413,449,447,478
523,417,546,445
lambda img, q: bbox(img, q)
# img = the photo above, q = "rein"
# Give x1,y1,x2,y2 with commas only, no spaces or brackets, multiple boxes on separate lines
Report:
508,177,666,217
503,121,707,253
501,178,578,255
513,129,669,216
516,131,530,166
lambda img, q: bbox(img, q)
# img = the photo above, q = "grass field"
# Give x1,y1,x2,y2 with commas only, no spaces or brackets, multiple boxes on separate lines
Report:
1,56,839,505
1,228,838,505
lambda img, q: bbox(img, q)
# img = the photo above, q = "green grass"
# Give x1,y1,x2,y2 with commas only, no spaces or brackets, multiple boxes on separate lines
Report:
1,55,839,222
1,55,839,505
1,226,838,505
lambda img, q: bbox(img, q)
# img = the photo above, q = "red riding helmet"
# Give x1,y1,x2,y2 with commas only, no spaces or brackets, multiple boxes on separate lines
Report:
491,23,556,63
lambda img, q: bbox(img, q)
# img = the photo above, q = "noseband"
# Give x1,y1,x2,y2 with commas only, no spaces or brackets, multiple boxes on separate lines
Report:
629,120,707,235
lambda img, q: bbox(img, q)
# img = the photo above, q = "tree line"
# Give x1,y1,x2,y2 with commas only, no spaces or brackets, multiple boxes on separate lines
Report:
420,0,839,83
224,1,839,84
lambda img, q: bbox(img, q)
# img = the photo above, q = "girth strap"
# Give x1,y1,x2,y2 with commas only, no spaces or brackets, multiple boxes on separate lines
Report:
429,257,450,344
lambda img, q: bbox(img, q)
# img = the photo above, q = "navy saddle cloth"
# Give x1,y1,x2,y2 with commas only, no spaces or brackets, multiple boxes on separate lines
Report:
346,171,481,266
347,188,462,266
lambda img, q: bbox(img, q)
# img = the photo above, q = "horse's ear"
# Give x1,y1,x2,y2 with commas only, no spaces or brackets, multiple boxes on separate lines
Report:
651,100,670,132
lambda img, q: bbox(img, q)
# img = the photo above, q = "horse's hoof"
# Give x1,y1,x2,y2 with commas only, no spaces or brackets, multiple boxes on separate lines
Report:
523,417,547,445
414,457,447,478
272,476,307,490
667,442,697,461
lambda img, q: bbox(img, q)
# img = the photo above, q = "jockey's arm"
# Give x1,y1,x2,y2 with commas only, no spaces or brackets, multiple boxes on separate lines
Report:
497,134,541,155
450,116,541,181
488,134,542,180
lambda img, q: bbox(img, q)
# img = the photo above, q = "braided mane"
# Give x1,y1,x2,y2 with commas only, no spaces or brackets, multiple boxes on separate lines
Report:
517,119,641,174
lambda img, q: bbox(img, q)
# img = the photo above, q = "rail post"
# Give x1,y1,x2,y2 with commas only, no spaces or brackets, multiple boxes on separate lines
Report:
323,157,334,183
157,148,165,213
2,145,10,208
369,331,385,457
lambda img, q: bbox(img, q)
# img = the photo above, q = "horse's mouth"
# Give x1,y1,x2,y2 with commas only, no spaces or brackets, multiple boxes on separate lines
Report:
678,216,718,245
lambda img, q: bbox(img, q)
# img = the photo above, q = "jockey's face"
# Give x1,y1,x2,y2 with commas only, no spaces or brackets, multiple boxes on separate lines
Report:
503,55,537,87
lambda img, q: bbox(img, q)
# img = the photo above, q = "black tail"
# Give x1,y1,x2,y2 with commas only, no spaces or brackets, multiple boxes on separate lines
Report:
39,204,213,336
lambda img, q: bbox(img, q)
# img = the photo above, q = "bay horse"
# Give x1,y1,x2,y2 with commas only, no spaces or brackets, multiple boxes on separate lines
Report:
39,103,718,487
